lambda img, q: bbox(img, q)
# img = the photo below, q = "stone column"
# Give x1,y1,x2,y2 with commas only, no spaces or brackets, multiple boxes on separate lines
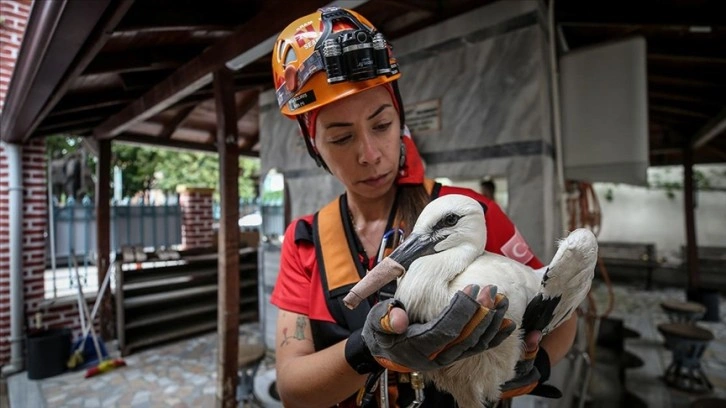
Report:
177,186,215,249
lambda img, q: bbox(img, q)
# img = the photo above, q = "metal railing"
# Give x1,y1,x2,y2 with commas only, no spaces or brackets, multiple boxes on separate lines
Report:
46,196,182,298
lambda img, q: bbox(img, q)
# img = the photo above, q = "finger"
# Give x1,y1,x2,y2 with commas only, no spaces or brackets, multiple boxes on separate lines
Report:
376,302,410,334
461,284,480,298
523,330,542,353
475,284,497,309
386,307,409,334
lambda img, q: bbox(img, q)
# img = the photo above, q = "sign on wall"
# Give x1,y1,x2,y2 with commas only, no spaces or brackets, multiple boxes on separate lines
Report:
404,99,441,134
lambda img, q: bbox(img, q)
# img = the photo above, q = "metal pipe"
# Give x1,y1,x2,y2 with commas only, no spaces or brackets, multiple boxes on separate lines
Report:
548,0,569,235
48,154,58,298
1,143,25,376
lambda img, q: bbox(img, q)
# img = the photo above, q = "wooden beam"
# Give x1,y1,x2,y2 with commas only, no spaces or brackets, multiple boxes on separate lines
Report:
96,139,113,340
693,108,726,150
94,0,329,140
214,67,240,408
650,105,711,119
24,0,135,142
83,47,203,75
0,0,119,143
50,97,133,116
158,104,198,139
682,139,699,289
115,132,213,153
235,89,260,120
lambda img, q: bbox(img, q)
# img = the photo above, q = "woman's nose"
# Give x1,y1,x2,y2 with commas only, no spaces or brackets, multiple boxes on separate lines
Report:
358,133,382,165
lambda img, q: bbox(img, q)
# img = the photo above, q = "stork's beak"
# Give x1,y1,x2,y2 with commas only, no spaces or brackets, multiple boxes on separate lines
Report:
388,232,439,270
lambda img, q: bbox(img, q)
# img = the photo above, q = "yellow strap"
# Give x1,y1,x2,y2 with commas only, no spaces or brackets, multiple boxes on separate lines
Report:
318,197,361,292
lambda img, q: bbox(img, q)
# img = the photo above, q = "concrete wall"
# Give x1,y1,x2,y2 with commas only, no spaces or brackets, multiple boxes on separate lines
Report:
593,182,726,265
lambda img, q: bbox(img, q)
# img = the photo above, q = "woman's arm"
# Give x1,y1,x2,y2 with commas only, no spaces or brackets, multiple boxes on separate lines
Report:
540,313,578,365
275,310,367,408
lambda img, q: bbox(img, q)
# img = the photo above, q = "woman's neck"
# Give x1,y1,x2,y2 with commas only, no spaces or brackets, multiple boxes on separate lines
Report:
347,187,397,225
347,187,397,259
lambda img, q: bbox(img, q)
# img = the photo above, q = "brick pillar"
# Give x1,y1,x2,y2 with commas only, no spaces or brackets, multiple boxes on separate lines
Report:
0,0,34,366
177,186,215,249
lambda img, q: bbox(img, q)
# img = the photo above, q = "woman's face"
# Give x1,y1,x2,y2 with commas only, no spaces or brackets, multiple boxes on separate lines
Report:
315,86,401,200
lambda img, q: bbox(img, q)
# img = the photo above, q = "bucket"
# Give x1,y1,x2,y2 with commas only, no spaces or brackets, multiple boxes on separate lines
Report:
26,328,71,380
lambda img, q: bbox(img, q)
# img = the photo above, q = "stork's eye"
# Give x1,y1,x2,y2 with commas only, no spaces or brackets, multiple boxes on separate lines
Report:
444,214,459,227
434,213,460,230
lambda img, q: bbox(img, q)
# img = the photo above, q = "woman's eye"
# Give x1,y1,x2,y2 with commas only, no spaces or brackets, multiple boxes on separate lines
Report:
331,135,352,145
374,122,392,132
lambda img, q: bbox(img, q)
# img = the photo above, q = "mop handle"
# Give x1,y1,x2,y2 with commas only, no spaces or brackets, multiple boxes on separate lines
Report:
74,265,104,361
77,262,114,343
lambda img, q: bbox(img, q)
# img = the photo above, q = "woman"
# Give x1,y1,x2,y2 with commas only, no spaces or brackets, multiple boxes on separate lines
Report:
269,7,577,407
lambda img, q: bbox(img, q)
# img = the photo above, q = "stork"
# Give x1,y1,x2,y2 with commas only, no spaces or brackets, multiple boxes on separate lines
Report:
344,194,598,407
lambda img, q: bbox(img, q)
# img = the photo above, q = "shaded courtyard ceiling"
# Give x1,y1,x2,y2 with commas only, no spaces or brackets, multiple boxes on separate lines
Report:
1,0,724,166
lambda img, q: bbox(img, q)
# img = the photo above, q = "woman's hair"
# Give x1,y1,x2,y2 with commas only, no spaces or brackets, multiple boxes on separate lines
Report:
398,184,431,234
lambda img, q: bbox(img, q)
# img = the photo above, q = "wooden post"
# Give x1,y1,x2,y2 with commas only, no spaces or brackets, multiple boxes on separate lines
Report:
96,139,113,339
683,139,699,290
213,67,240,408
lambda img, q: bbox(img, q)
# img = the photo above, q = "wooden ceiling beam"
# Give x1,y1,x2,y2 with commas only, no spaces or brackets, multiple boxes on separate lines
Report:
651,105,711,119
50,97,133,116
114,132,260,157
372,0,439,14
158,104,198,139
555,1,726,27
83,47,205,75
693,108,726,150
235,89,260,120
94,0,329,140
114,0,258,33
1,0,135,143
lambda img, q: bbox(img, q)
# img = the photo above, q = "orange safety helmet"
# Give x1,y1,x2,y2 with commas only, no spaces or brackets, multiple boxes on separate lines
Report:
272,7,402,118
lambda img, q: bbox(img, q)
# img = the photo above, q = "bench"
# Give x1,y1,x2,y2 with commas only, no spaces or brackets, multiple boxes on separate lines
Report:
681,246,726,274
597,241,661,289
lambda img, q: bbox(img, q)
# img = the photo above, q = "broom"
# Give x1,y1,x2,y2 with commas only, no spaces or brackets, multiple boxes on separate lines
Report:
70,257,126,378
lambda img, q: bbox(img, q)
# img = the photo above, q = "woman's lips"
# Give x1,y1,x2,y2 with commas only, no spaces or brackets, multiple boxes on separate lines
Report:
362,173,389,187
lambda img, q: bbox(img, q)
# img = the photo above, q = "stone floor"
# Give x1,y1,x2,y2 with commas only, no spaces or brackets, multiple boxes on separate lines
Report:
3,282,725,408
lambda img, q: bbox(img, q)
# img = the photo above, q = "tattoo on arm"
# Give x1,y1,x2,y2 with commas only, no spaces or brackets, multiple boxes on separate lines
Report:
280,316,309,347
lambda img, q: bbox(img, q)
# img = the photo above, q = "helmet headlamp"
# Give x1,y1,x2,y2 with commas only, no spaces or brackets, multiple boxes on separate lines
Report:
275,7,399,110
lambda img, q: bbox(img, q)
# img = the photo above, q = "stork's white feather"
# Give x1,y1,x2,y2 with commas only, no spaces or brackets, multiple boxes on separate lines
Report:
389,194,597,407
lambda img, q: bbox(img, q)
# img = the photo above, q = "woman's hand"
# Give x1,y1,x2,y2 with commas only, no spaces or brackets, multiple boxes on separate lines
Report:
358,284,516,373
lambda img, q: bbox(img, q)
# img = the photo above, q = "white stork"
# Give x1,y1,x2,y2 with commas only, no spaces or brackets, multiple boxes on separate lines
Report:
344,194,598,407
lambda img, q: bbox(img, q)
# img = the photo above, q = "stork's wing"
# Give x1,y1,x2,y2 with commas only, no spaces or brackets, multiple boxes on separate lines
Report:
521,228,598,335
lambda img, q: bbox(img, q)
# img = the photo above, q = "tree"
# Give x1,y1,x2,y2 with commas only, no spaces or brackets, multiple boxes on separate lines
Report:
45,135,260,202
113,144,162,199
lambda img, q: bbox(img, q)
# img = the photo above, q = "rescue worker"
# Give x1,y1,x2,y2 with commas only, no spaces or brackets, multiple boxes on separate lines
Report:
269,7,577,407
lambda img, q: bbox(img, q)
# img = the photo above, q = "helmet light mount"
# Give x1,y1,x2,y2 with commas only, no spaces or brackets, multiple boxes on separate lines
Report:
275,7,399,111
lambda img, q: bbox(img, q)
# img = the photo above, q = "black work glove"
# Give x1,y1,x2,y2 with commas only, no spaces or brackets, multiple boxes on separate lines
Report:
499,344,562,399
348,284,515,373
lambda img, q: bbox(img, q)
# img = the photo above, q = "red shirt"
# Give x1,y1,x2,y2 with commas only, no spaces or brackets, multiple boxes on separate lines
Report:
271,186,543,321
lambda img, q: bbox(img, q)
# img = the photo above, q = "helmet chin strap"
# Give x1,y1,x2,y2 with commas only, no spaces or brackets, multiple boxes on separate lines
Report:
297,116,330,172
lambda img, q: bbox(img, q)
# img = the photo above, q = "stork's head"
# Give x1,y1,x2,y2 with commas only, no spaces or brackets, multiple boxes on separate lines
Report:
389,194,487,272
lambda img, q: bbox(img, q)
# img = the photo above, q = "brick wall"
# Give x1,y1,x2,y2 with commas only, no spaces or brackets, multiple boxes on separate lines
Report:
0,0,33,367
177,186,215,249
0,0,32,112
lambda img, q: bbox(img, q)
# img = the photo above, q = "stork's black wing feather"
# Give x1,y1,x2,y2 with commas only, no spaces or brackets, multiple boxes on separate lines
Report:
521,293,562,333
